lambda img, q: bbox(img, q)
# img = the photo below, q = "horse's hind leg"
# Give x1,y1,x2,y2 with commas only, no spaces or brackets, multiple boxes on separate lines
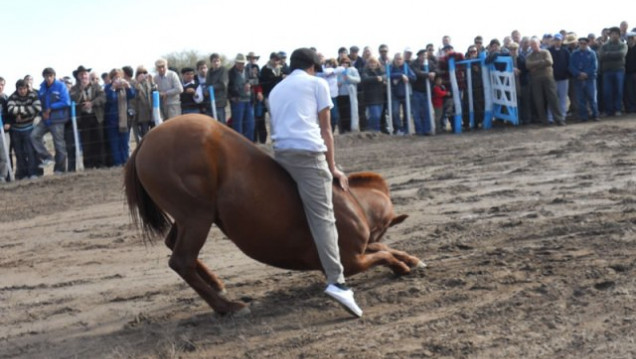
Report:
165,224,226,293
366,243,426,269
168,219,246,315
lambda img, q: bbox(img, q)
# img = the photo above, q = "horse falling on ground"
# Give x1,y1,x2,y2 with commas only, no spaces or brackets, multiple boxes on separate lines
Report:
124,114,424,315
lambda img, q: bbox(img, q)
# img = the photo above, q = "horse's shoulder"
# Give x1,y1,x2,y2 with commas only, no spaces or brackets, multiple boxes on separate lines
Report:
348,172,389,196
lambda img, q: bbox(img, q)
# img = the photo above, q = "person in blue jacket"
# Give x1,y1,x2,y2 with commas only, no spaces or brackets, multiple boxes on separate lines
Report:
389,53,416,135
104,68,135,166
31,67,70,174
569,37,599,121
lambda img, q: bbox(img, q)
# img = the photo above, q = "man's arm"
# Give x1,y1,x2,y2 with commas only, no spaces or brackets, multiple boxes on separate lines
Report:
318,106,348,191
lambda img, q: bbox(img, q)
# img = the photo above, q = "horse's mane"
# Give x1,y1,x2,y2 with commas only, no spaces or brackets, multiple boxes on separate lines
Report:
347,172,390,196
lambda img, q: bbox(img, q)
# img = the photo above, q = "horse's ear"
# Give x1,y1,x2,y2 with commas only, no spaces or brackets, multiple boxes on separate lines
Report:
389,214,408,227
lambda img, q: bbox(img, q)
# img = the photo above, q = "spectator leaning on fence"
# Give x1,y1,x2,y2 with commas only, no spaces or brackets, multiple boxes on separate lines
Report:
153,58,183,121
228,53,255,141
7,79,42,179
31,67,71,174
132,66,155,143
411,48,437,135
336,56,361,133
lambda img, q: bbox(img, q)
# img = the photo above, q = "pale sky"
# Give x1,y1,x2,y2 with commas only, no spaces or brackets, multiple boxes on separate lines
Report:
1,0,632,93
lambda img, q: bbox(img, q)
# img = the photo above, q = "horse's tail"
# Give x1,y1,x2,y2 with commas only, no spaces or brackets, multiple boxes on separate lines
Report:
124,142,171,242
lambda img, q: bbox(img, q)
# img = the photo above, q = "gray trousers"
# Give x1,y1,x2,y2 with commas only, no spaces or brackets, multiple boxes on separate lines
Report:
275,150,345,285
161,103,181,121
31,121,67,172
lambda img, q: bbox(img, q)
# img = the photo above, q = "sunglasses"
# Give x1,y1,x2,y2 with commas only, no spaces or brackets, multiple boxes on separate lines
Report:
139,71,148,74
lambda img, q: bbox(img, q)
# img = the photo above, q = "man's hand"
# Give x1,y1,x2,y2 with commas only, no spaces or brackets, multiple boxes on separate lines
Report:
332,168,349,191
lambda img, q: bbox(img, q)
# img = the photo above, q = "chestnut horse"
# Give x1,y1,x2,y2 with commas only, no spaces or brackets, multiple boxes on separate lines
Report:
124,114,423,315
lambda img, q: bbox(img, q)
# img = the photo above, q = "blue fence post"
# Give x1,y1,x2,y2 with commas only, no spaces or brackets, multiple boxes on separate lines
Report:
0,110,14,181
481,51,494,129
70,101,83,171
152,91,163,126
448,57,463,134
385,63,393,134
208,86,218,120
424,57,435,135
403,63,412,134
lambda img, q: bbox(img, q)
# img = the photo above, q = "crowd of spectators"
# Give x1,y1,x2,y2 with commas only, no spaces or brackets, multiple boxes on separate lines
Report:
1,21,635,181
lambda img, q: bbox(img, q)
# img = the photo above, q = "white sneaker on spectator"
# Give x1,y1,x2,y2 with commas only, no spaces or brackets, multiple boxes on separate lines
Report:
38,159,53,168
325,283,363,318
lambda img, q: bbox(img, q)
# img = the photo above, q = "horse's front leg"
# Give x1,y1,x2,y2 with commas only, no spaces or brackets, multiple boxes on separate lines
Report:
365,242,426,269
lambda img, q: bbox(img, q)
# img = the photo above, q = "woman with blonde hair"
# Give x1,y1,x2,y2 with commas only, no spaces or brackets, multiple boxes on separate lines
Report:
131,65,156,144
360,57,386,132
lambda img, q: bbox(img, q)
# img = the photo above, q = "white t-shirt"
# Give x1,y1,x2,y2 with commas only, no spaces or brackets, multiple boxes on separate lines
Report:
269,69,334,152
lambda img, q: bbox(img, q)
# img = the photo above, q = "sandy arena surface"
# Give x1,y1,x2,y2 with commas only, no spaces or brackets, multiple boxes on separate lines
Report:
1,117,635,359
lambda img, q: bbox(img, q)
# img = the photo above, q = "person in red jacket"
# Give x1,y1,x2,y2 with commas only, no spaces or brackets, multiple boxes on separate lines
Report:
432,75,451,131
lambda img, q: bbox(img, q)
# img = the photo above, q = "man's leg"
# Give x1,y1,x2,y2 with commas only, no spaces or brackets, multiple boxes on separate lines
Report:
49,123,67,173
31,121,53,163
274,150,345,285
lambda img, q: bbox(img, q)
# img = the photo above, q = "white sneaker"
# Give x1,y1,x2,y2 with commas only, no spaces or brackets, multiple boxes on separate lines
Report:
38,159,53,168
324,283,363,318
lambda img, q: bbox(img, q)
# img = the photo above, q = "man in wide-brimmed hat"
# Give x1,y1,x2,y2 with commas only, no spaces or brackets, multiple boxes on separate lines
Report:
228,53,254,140
69,65,106,168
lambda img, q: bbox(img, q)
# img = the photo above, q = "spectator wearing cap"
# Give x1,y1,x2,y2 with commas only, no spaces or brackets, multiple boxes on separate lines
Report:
349,46,365,72
541,34,553,49
69,65,107,168
410,48,437,135
403,47,413,63
31,67,71,173
228,53,254,140
132,65,156,143
624,32,636,113
525,37,565,126
153,58,183,120
349,45,367,129
6,79,42,179
548,33,571,123
268,47,363,318
246,52,266,143
437,45,465,131
569,37,599,122
318,57,345,131
599,26,628,116
206,53,229,123
180,67,199,114
278,51,291,75
474,36,485,53
336,56,361,133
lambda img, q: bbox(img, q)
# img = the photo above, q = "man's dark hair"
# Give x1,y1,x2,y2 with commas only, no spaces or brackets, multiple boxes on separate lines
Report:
0,76,5,83
122,66,134,78
196,60,207,70
210,53,220,61
101,72,109,80
16,79,27,88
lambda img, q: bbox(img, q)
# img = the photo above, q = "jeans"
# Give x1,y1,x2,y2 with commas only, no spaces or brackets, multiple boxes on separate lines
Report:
330,97,339,131
105,125,130,166
391,96,409,134
366,105,382,132
412,91,432,135
624,72,636,113
574,78,599,120
603,70,625,115
548,79,569,122
230,100,254,141
31,121,67,172
11,129,37,179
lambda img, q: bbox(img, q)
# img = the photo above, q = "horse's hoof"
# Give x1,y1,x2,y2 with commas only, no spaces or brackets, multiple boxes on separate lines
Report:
232,306,251,317
414,261,427,269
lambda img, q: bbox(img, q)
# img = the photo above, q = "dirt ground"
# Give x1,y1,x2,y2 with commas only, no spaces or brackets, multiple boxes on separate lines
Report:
1,117,635,359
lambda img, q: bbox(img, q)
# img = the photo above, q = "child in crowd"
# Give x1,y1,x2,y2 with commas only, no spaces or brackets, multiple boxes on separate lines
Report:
432,75,450,131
